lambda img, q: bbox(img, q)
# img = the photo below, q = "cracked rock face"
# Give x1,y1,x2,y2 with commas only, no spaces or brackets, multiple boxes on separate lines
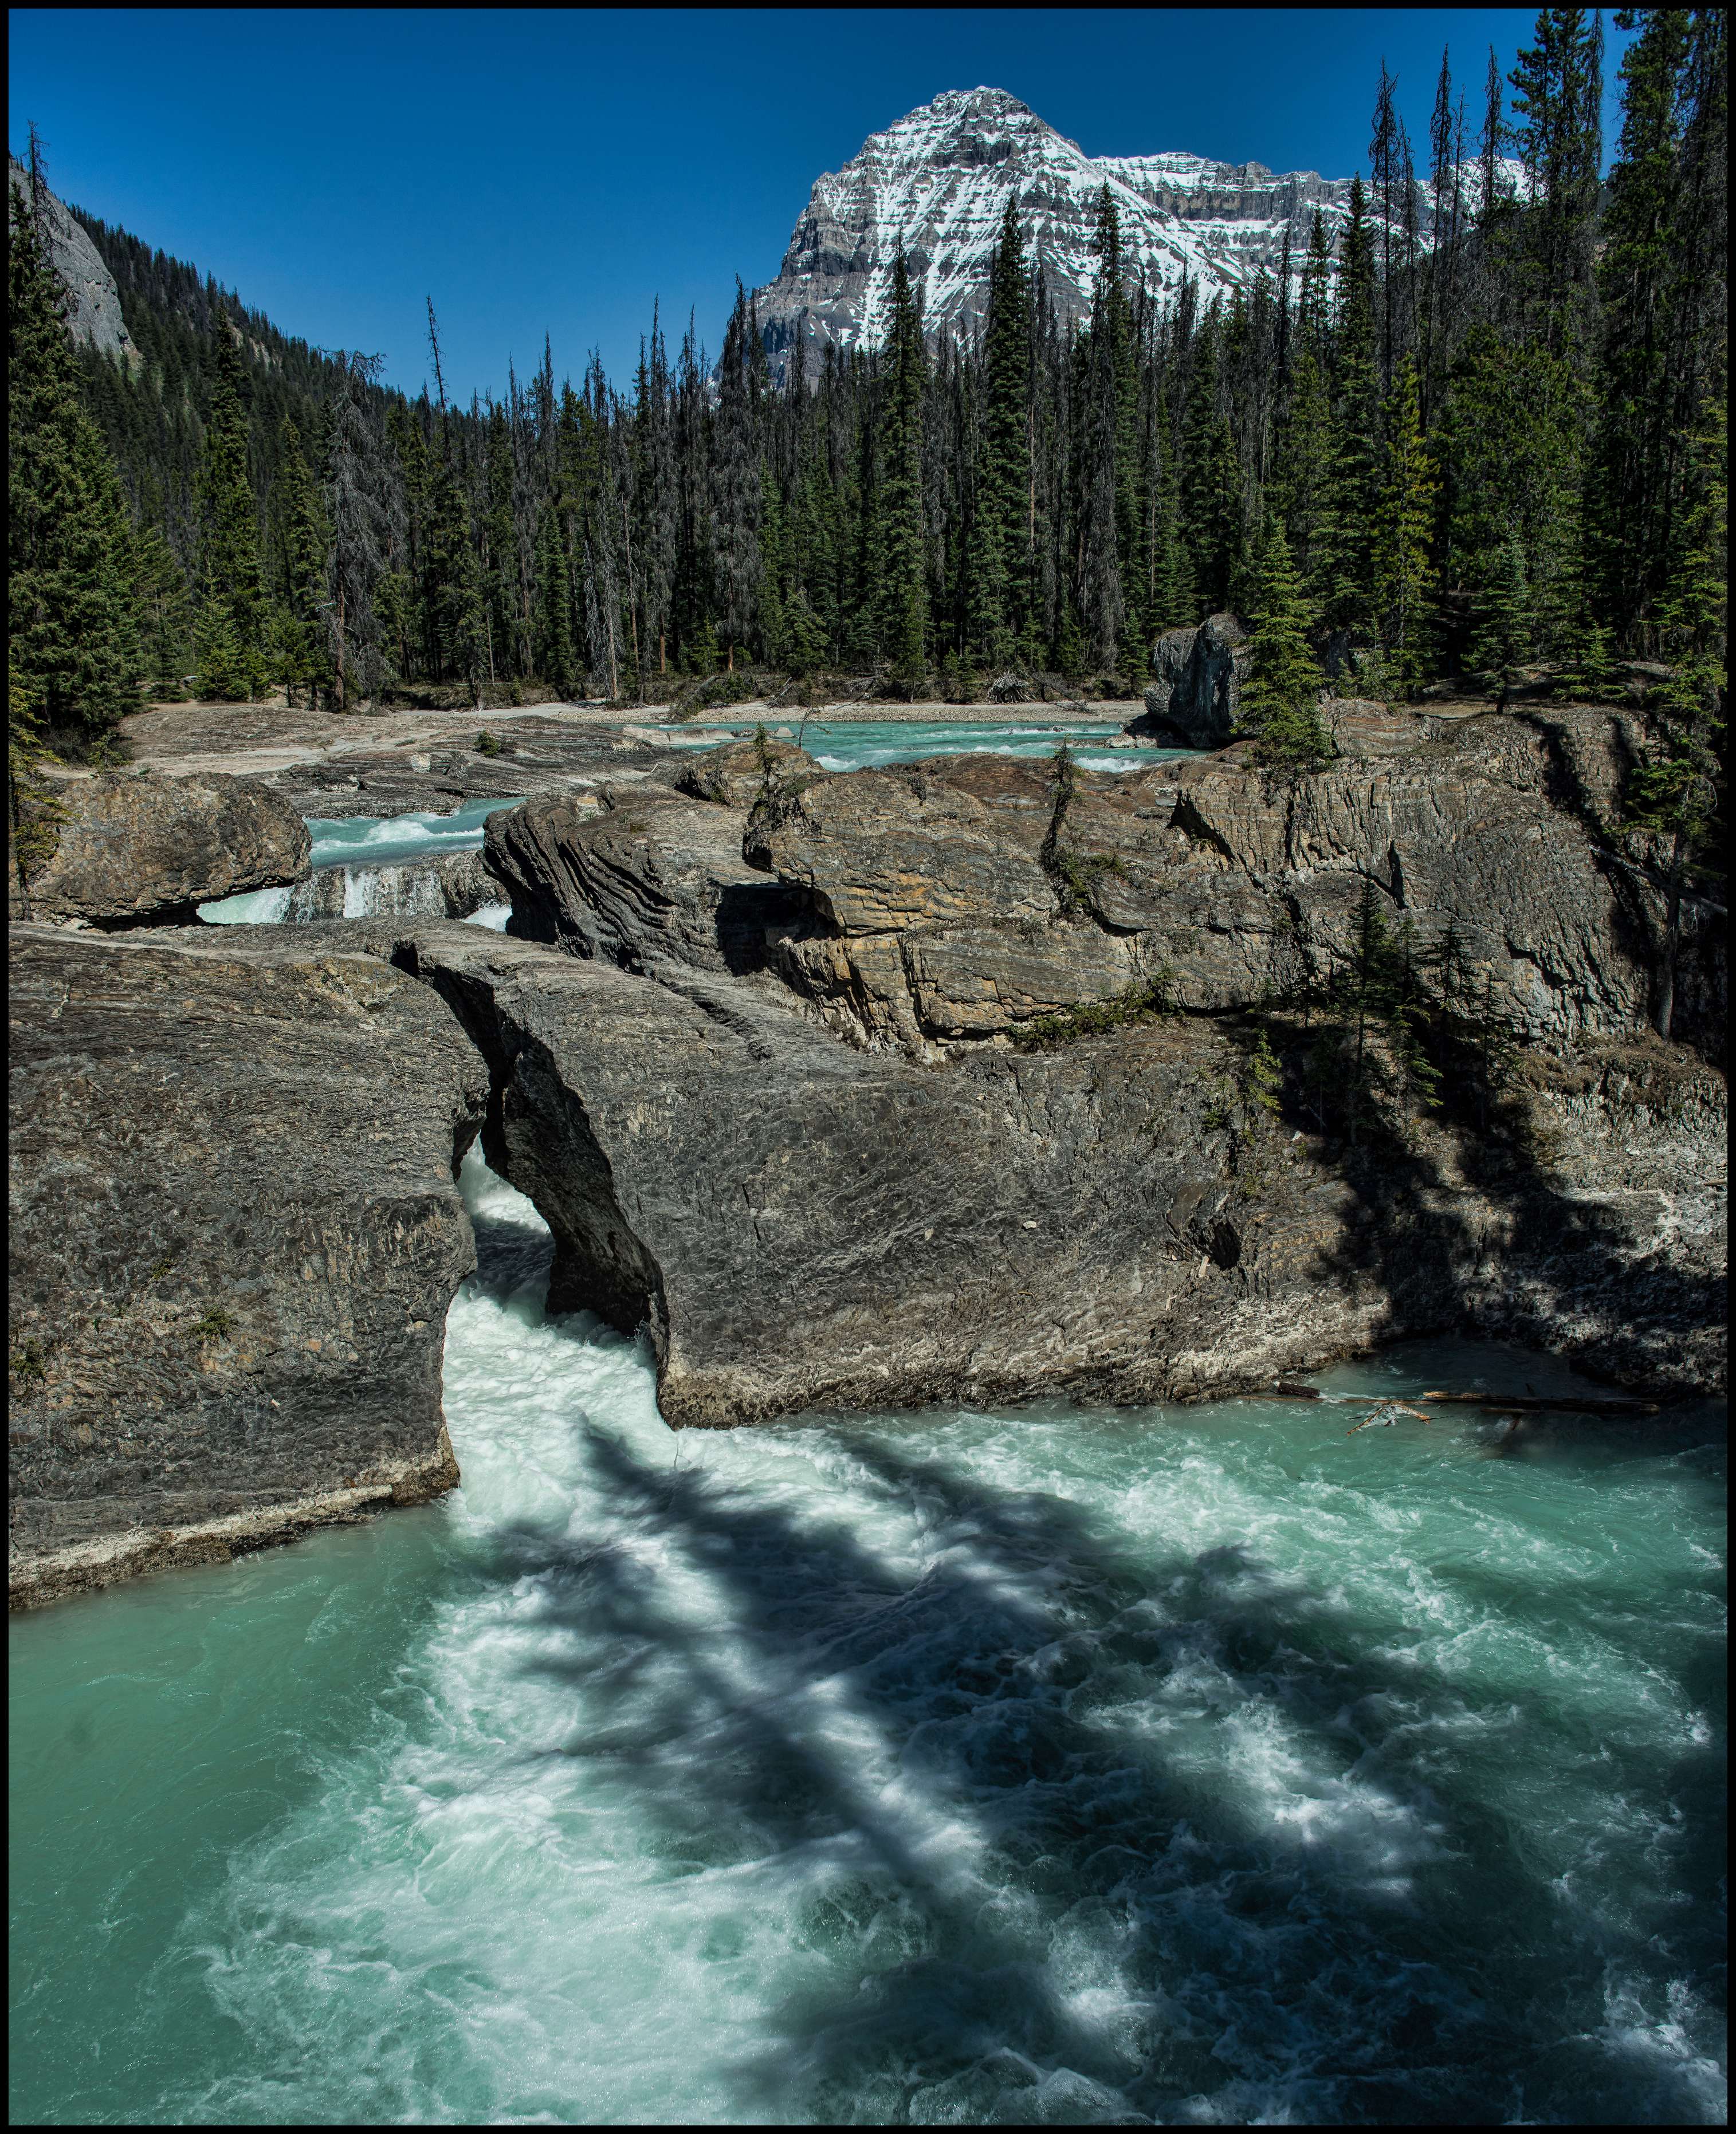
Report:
13,771,311,928
482,714,1713,1055
373,922,1726,1429
8,156,137,363
739,714,1705,1052
7,928,487,1606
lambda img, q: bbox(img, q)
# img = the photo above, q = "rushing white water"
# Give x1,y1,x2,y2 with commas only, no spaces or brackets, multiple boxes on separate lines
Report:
10,1150,1725,2125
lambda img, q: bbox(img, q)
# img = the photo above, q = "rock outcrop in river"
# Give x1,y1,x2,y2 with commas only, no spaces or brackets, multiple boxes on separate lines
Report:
12,770,311,926
8,928,486,1607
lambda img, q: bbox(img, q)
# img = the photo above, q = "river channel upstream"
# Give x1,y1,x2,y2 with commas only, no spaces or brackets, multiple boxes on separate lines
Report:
9,724,1727,2125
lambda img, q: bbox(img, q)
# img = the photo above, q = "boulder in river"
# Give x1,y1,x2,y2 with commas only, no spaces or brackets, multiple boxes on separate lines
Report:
7,926,488,1607
12,770,311,928
673,734,818,808
1133,614,1251,746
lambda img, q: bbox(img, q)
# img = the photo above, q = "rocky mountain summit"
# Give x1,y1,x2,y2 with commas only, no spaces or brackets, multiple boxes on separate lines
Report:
751,87,1518,370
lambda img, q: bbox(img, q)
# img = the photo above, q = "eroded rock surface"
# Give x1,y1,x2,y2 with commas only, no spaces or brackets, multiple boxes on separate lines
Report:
14,771,310,927
1134,614,1251,746
484,787,807,973
362,923,1723,1428
8,927,487,1606
741,713,1713,1054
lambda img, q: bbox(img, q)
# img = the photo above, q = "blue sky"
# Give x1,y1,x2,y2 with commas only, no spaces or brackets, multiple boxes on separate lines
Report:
10,8,1635,403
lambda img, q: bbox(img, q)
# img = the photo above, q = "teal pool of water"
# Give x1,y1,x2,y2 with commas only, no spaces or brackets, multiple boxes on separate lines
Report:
661,717,1192,776
10,1156,1726,2125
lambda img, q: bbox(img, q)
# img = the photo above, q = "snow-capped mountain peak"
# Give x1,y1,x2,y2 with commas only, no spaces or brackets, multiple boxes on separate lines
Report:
751,88,1519,372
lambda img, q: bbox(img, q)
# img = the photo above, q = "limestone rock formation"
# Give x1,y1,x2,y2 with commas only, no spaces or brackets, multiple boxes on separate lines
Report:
14,771,311,927
371,922,1724,1427
7,927,489,1606
483,786,807,973
1133,614,1252,746
741,714,1710,1053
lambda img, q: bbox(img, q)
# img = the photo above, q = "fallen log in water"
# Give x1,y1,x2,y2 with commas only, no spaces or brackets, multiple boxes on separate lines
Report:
1417,1391,1662,1415
1260,1384,1662,1416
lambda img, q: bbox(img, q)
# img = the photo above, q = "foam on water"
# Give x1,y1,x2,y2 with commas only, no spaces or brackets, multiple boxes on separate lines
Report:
304,795,524,870
9,1152,1725,2125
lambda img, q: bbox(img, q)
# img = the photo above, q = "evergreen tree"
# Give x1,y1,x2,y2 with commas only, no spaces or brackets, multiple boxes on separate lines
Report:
1508,6,1605,352
1372,355,1437,690
531,500,578,694
873,249,929,676
1627,389,1726,1037
482,401,520,682
1242,517,1332,769
270,415,328,704
1470,528,1535,703
194,306,270,698
131,523,193,699
1318,178,1381,633
325,352,390,707
9,183,142,748
1592,7,1725,640
967,198,1032,669
1272,342,1332,596
1180,315,1244,615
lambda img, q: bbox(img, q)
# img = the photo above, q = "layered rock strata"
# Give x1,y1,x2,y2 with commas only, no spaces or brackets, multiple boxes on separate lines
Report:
13,771,310,926
8,928,487,1606
737,711,1710,1053
370,922,1723,1426
484,784,810,973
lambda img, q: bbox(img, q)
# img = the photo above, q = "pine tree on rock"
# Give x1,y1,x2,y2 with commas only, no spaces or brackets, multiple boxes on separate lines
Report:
8,184,142,748
1241,517,1332,769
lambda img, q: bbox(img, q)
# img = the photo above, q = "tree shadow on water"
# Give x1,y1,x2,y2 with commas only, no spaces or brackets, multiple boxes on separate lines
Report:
485,1403,1723,2127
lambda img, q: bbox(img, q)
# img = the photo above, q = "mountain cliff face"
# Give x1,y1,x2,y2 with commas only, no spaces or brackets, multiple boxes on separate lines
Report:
751,87,1513,370
7,156,136,363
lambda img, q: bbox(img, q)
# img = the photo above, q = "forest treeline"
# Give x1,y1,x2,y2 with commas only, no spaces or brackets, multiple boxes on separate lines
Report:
7,9,1726,858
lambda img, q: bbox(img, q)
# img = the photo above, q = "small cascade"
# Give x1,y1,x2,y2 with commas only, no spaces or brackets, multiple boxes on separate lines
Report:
202,848,500,926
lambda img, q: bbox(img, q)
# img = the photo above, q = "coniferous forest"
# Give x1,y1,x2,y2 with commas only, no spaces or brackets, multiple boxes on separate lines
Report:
8,12,1727,888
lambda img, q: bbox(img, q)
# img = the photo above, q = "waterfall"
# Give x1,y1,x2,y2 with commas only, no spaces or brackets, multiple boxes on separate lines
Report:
201,850,502,926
